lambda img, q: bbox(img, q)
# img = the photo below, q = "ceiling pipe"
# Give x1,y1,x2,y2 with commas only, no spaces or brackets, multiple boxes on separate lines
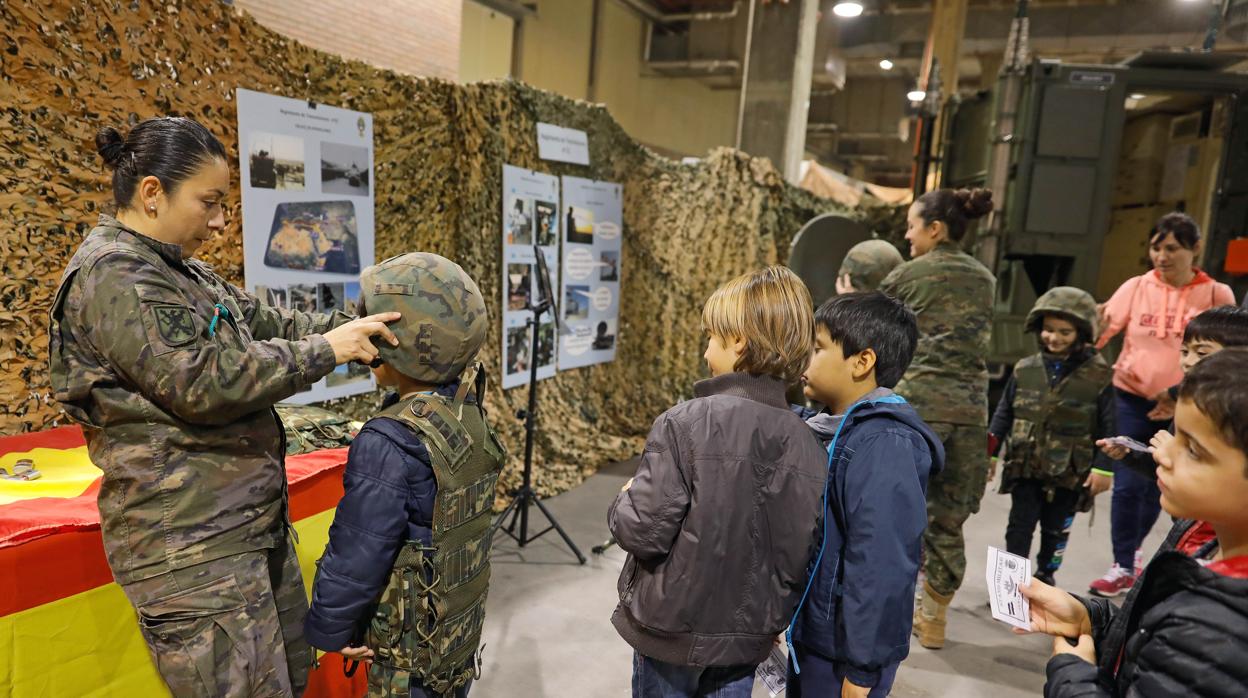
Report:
616,0,741,23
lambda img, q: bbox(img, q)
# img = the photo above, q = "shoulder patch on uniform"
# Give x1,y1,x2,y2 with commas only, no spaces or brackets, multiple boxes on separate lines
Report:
152,304,197,346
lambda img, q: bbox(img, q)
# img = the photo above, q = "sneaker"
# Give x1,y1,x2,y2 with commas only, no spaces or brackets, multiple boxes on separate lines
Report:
1134,549,1144,577
1089,564,1136,598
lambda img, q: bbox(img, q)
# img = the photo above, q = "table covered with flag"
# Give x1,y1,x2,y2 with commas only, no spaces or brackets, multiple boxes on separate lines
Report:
0,425,367,697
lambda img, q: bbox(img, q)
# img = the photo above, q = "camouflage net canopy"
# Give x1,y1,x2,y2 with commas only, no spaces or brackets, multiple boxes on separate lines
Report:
0,1,900,497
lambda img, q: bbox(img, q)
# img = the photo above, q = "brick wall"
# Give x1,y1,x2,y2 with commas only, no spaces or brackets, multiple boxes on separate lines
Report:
233,0,461,80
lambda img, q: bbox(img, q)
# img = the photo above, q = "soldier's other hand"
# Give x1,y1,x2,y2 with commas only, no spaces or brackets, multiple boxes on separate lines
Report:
1095,438,1128,461
835,273,857,295
339,645,374,661
324,312,402,365
1084,471,1112,496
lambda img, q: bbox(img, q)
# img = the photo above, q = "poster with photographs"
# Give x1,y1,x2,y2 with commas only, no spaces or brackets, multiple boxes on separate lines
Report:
237,88,376,403
558,175,622,371
501,165,560,390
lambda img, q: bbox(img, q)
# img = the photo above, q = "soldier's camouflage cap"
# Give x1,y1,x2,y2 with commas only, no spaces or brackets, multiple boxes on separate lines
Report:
838,239,904,293
360,253,488,384
1026,286,1099,340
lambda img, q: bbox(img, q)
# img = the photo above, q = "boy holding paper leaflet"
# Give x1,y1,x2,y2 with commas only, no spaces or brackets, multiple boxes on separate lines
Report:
1021,348,1248,698
787,292,945,698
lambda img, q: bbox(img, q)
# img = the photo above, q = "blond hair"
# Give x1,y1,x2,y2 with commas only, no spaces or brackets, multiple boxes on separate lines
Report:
701,266,814,384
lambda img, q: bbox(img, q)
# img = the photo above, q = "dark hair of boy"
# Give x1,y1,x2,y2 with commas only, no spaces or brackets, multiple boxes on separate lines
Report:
1182,304,1248,347
1178,347,1248,470
814,291,918,388
1149,211,1201,249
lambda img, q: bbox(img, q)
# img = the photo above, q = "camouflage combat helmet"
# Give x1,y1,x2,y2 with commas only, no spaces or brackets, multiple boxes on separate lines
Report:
837,239,904,293
360,253,488,383
1025,286,1099,341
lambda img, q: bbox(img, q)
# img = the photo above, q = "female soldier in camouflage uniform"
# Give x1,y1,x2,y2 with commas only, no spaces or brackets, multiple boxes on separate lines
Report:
880,188,997,650
48,116,400,697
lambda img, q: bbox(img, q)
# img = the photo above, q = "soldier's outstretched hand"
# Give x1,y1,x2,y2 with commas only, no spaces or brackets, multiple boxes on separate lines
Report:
324,312,402,365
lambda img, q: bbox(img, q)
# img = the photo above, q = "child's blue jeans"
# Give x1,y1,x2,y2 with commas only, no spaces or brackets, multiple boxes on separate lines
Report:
631,652,755,698
787,643,899,698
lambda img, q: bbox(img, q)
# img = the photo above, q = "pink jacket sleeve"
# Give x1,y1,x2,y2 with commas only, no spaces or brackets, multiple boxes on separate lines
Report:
1097,276,1140,348
1214,283,1236,308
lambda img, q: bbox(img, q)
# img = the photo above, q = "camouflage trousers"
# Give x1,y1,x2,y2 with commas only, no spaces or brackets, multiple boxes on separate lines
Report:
120,538,312,698
922,422,990,597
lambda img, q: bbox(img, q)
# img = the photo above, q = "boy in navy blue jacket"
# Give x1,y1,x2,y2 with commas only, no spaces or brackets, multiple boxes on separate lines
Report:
304,253,503,698
788,291,945,697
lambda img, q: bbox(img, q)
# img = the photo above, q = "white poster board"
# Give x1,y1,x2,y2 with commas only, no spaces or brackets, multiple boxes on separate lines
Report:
501,165,561,390
236,88,376,403
558,175,622,370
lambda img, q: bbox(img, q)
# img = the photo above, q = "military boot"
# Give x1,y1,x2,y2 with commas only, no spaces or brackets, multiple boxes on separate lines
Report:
912,580,954,649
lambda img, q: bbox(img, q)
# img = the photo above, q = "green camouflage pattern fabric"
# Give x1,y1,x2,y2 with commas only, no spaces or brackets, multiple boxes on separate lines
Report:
365,383,505,697
47,215,351,584
275,403,361,455
122,540,311,697
1001,353,1112,493
1024,286,1100,339
922,422,989,596
881,241,997,426
838,239,904,293
360,253,488,384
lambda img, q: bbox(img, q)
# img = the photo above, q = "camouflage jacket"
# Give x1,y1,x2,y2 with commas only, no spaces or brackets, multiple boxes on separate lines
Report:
881,241,996,426
48,215,351,584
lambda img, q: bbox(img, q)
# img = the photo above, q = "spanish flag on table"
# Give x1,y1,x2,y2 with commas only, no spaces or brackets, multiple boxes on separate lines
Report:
0,426,366,697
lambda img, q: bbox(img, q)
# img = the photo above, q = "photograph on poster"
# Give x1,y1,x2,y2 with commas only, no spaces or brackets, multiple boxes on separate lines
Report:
536,321,555,367
263,200,361,274
508,263,532,311
255,285,287,309
535,200,558,246
320,141,370,196
290,284,318,313
318,283,346,314
592,319,617,351
599,251,619,282
565,285,590,320
507,196,533,245
344,281,361,315
567,206,594,244
506,326,531,375
249,132,305,190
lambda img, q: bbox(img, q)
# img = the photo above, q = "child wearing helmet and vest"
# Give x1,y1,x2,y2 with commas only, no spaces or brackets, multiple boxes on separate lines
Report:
305,253,505,698
989,287,1116,586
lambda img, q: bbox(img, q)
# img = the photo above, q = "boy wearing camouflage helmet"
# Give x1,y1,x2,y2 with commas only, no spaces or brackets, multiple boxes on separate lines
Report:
305,253,506,698
988,287,1116,585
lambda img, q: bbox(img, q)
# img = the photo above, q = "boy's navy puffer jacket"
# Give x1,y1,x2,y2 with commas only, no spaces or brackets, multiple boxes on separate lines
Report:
790,389,945,688
303,389,451,652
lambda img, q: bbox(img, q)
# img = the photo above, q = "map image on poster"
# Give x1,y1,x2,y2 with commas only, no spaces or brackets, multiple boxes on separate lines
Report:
559,175,622,371
501,165,561,390
263,200,361,274
238,87,375,403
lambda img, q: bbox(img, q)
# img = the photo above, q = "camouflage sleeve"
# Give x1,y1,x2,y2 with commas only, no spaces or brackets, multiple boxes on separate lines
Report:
227,284,353,342
72,252,337,426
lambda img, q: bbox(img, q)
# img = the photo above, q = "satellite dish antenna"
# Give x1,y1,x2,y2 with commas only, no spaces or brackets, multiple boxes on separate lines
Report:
787,214,873,308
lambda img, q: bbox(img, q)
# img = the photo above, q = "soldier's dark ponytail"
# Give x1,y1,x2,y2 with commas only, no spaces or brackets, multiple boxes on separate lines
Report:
914,187,994,242
95,116,227,209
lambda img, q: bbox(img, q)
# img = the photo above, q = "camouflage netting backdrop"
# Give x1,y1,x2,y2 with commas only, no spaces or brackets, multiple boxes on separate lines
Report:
0,0,902,497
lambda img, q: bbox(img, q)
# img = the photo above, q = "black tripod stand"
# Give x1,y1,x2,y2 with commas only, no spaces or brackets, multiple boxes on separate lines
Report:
490,254,586,564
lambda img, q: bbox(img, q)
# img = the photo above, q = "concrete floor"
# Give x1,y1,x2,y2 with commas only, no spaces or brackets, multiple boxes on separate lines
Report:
478,460,1168,697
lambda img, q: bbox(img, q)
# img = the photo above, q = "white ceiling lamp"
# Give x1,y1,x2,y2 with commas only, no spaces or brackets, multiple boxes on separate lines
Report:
907,89,926,102
833,2,864,18
1129,93,1146,100
879,59,895,70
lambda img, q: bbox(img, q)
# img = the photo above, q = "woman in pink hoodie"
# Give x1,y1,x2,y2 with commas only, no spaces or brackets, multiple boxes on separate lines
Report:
1088,212,1234,598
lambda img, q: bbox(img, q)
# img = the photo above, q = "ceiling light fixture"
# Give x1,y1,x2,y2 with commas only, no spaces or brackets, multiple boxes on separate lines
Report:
907,89,926,102
833,2,864,18
1129,93,1146,100
879,59,894,70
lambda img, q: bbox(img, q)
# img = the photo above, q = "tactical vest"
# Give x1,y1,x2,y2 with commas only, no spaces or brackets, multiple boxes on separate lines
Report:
1003,353,1112,493
365,370,506,697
